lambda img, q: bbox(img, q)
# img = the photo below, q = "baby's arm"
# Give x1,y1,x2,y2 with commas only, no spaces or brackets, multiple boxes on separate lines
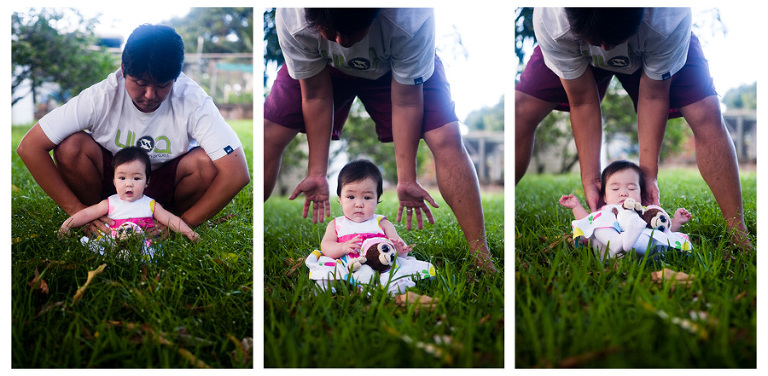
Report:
559,194,590,220
59,200,109,237
153,203,199,242
381,218,410,256
320,219,361,259
670,208,692,232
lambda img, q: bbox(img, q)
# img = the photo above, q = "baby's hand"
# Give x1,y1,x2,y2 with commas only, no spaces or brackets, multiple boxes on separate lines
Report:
390,237,411,256
674,208,692,226
558,194,580,209
342,236,362,255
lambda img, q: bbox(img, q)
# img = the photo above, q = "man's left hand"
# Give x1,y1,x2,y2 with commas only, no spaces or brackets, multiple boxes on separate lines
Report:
396,181,439,230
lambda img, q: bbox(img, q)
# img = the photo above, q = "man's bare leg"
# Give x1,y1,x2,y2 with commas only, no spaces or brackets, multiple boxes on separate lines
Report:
425,121,495,272
264,119,300,200
679,95,751,248
52,132,105,206
515,90,557,184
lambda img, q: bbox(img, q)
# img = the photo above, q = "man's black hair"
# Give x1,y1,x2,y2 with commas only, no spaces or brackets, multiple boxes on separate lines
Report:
122,24,184,83
337,159,383,203
600,159,647,204
565,8,645,48
304,8,382,36
113,146,152,179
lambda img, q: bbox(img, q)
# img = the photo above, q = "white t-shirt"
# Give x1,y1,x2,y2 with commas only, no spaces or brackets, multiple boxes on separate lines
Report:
277,8,435,85
39,69,242,169
534,7,692,81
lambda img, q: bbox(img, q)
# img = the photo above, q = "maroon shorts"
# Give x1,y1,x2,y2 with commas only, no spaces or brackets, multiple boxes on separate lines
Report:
264,55,459,142
516,33,717,119
101,144,188,209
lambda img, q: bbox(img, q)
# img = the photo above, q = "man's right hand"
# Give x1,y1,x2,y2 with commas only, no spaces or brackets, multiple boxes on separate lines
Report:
289,174,331,223
583,179,602,212
83,216,114,238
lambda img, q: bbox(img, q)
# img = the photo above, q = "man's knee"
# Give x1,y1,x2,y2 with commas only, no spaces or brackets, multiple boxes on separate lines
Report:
52,132,101,166
177,148,217,185
265,119,299,156
424,121,466,155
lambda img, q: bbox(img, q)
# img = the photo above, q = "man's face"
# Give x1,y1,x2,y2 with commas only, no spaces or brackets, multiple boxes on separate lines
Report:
123,69,174,113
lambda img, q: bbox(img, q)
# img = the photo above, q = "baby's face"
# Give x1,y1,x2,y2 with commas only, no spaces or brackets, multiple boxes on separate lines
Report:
603,169,642,206
339,177,378,223
113,159,148,202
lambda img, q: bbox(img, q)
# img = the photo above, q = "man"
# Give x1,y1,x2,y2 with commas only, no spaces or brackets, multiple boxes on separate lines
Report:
265,8,495,271
515,8,750,247
17,24,250,235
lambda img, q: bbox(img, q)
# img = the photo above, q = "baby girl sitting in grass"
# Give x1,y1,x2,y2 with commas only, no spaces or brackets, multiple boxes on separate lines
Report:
304,159,435,294
59,147,198,256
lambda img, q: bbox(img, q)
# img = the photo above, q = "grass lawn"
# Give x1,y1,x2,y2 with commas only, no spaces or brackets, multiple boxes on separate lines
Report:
264,191,505,367
515,169,756,368
11,120,253,368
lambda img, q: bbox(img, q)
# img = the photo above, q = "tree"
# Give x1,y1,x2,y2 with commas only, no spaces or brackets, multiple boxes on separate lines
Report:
464,96,504,132
167,8,253,54
263,8,282,87
722,82,757,110
12,8,117,107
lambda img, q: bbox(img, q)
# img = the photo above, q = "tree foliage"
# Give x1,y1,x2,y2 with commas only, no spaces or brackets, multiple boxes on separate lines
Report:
338,100,432,184
167,8,253,54
464,96,504,132
722,82,757,110
12,8,117,106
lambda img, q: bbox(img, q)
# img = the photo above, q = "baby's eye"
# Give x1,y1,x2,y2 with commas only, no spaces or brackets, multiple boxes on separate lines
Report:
364,195,373,200
347,195,355,200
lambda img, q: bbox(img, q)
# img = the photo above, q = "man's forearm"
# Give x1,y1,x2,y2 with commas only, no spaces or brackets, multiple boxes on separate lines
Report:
300,68,334,179
637,72,672,181
391,79,424,183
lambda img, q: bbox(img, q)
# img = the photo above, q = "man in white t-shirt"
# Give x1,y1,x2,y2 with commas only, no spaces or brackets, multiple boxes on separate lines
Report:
515,8,750,248
17,24,250,235
265,8,495,272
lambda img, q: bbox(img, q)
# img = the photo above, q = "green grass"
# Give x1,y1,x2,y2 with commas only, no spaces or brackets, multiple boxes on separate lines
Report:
264,191,505,367
11,120,253,368
515,169,756,368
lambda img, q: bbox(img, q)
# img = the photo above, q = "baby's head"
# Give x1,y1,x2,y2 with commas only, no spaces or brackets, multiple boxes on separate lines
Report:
600,160,645,206
112,147,151,202
336,159,383,222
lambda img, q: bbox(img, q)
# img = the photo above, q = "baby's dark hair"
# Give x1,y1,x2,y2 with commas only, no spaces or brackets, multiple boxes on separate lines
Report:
304,8,381,36
600,160,646,203
113,146,152,179
565,8,645,49
337,159,383,203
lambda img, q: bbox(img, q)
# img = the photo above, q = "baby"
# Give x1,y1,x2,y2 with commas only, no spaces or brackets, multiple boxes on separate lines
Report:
305,159,435,294
60,147,198,255
559,160,692,259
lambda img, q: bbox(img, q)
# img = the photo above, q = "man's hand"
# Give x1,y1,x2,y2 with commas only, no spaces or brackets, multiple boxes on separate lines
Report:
395,181,439,230
583,179,602,212
289,174,331,223
643,177,661,206
83,216,114,238
146,222,170,240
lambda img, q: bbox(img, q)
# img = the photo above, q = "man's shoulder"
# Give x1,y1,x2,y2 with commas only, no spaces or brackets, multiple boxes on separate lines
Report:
170,73,211,105
379,8,433,33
